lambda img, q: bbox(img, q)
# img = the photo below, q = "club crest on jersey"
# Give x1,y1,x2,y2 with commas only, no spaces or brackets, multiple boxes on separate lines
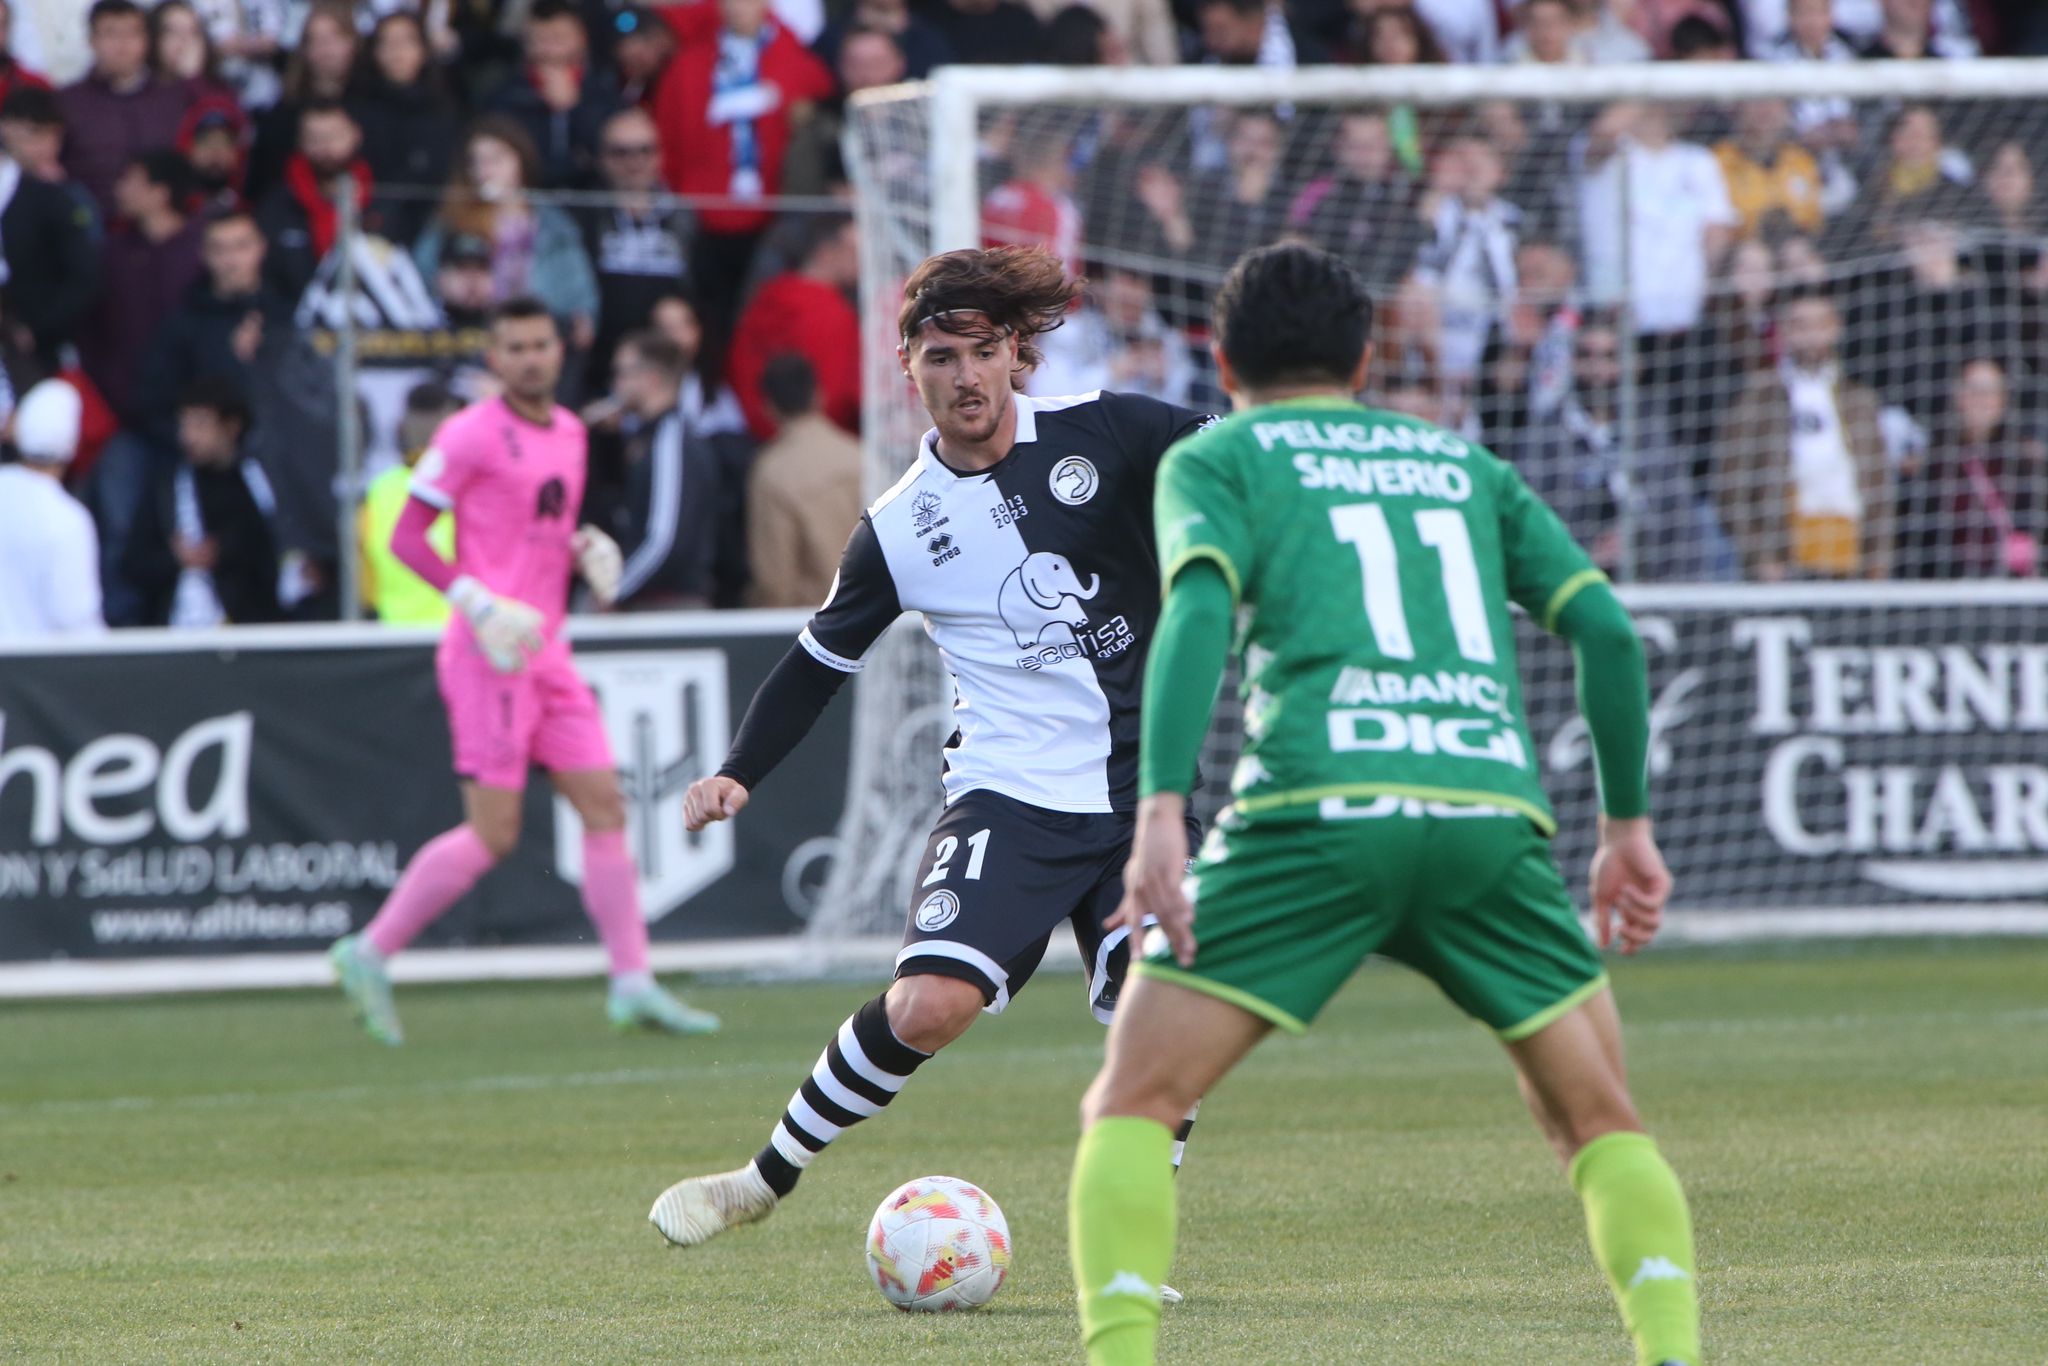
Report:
535,476,567,520
914,888,961,931
1049,456,1099,506
912,490,948,536
928,532,960,565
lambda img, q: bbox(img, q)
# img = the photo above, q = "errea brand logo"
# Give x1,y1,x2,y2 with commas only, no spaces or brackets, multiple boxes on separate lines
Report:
928,532,960,565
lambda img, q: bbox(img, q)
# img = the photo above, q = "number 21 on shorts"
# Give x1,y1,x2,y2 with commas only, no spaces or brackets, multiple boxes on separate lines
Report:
923,829,992,886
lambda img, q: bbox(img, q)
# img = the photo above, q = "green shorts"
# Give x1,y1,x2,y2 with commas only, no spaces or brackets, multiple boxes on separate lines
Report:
1137,799,1607,1038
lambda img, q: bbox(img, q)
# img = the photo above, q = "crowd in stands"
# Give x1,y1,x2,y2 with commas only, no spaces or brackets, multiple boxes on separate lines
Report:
0,0,2042,640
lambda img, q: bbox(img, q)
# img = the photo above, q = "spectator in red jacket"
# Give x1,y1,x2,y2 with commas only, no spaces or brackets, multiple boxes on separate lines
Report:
651,0,834,355
58,0,197,217
726,212,860,440
982,120,1082,277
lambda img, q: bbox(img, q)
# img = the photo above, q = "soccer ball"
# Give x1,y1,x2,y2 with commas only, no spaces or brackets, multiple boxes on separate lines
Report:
865,1175,1012,1312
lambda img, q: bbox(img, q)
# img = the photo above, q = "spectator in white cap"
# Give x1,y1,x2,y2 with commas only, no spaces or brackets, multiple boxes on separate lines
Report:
0,378,104,638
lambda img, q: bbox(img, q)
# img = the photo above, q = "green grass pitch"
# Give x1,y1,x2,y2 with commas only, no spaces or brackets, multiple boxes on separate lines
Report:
3,940,2044,1363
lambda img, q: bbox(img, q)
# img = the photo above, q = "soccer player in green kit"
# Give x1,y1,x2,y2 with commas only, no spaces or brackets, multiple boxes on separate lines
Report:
1068,243,1701,1366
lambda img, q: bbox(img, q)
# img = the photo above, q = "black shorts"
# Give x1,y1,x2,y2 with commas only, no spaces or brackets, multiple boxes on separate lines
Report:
896,790,1198,1023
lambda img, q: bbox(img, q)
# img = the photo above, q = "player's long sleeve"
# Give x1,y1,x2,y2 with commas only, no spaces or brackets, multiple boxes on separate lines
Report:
718,515,900,791
390,495,459,594
1552,580,1651,820
715,645,853,790
1138,559,1234,800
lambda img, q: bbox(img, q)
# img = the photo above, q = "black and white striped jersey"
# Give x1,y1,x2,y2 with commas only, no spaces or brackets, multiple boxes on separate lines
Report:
801,390,1213,814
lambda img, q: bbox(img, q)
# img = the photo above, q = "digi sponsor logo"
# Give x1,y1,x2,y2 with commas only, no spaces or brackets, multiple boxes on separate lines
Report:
914,888,961,932
1048,456,1098,506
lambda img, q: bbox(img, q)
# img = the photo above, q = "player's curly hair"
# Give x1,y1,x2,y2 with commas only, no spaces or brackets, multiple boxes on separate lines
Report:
899,246,1080,381
1213,243,1374,389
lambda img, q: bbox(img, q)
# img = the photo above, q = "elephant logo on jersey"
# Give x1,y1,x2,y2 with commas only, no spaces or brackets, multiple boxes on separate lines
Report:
998,552,1100,648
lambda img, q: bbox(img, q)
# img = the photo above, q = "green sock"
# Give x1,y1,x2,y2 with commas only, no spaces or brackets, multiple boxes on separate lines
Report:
1070,1116,1176,1366
1570,1131,1702,1366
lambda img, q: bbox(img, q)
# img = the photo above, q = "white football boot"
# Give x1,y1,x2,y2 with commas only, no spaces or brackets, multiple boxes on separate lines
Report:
648,1162,779,1247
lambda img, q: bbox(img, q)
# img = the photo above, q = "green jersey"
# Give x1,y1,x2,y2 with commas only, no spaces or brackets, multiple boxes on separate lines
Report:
1156,396,1605,835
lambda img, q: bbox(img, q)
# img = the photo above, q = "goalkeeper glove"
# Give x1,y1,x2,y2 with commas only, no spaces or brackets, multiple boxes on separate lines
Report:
449,576,545,674
572,525,623,608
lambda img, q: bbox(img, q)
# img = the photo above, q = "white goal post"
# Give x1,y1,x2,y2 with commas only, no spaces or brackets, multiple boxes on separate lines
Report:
823,60,2048,949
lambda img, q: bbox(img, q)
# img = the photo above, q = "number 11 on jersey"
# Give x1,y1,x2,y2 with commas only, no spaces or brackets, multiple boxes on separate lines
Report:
1329,504,1498,665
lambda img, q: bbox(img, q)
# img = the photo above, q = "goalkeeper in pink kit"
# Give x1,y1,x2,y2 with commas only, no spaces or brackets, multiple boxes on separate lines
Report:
329,297,719,1045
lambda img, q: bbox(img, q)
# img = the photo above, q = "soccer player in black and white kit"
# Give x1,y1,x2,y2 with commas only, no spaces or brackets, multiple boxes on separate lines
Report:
648,247,1212,1265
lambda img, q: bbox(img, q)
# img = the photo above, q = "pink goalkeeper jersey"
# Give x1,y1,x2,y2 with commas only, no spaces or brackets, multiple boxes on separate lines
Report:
412,397,587,637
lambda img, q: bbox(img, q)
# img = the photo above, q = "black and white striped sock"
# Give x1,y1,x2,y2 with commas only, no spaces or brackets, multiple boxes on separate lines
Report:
753,993,931,1198
1172,1099,1201,1171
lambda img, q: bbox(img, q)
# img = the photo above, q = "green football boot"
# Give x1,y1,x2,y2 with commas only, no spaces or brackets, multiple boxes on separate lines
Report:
329,934,403,1046
608,983,721,1036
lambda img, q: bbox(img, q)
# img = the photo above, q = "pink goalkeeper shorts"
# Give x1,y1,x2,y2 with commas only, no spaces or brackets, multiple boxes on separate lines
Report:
437,632,614,789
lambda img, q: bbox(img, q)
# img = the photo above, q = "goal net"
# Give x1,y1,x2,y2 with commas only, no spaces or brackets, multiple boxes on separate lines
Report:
821,61,2048,946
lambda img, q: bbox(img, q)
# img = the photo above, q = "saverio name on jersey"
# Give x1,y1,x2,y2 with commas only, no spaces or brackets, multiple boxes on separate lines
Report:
1291,453,1474,503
